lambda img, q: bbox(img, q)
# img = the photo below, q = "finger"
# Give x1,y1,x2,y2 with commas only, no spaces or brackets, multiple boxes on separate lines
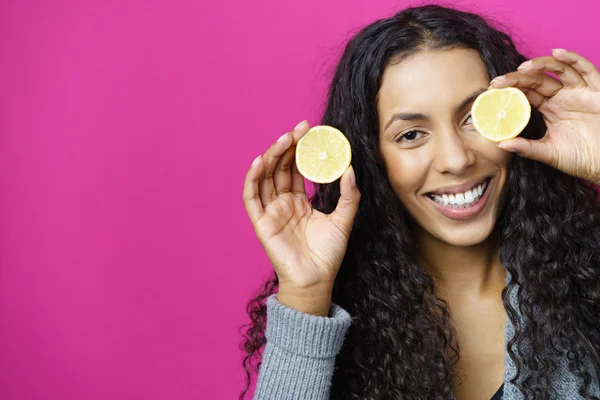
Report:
290,160,307,195
517,56,585,88
259,130,294,206
289,121,311,194
551,49,600,90
521,88,546,109
274,121,310,195
242,155,266,223
497,137,556,168
329,165,360,234
273,134,296,194
490,71,563,98
290,120,310,143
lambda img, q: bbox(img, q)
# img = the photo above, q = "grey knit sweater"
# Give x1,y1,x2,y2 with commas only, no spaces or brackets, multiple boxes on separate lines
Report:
253,279,600,399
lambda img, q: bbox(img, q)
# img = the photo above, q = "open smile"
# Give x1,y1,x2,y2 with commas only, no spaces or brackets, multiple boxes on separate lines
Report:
424,177,493,221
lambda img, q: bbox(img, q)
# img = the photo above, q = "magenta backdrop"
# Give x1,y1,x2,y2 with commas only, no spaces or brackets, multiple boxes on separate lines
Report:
0,0,598,399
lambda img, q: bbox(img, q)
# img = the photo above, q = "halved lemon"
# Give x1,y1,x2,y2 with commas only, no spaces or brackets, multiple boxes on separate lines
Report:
471,87,531,142
295,125,352,184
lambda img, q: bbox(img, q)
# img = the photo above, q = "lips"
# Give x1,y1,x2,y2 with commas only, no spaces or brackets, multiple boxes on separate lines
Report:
426,176,491,196
425,177,494,221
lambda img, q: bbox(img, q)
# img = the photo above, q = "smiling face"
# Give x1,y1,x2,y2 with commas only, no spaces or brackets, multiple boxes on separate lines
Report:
378,48,512,247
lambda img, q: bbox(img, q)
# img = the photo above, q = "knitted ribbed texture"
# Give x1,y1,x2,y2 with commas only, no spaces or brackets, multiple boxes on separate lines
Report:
253,294,351,400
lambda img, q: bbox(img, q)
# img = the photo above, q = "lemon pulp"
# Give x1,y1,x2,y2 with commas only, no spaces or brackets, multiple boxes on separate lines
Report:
471,87,531,142
295,125,352,184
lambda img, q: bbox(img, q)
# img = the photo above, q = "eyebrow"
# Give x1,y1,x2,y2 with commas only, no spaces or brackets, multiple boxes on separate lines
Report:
383,88,488,132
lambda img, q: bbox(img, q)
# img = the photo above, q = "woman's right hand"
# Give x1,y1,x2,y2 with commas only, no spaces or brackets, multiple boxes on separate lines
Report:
242,120,361,316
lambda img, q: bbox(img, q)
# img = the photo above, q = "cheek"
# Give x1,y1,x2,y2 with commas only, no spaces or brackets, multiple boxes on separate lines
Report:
385,152,429,196
485,147,513,170
470,138,513,169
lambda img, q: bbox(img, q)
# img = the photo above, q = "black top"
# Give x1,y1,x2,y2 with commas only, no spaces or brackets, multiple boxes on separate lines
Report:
490,383,504,400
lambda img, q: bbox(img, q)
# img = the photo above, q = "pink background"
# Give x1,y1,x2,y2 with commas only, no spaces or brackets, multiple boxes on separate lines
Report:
1,0,598,399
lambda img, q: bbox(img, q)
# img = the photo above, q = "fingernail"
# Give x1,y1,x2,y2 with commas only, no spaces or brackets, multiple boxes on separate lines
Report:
349,166,356,186
294,120,307,130
490,75,505,83
517,60,533,70
276,133,288,143
252,155,262,167
552,48,566,53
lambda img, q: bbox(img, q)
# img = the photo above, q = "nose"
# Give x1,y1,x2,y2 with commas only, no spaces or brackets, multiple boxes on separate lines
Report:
432,127,476,175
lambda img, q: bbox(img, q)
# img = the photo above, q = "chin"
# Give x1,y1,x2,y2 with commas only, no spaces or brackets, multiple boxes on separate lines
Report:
432,222,497,247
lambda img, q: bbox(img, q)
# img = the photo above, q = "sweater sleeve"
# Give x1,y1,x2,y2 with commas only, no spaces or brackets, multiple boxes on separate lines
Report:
253,294,352,400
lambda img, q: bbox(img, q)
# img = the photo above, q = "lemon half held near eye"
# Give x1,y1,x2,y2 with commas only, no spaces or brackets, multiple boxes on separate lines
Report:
471,87,531,142
295,125,352,184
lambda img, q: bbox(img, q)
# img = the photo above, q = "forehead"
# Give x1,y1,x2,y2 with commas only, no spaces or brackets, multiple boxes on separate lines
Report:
378,48,489,115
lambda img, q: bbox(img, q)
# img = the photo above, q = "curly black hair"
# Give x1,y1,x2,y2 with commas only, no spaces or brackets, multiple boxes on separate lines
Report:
240,5,600,399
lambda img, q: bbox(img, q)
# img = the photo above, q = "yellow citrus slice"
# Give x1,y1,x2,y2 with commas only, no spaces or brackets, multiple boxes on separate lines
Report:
471,87,531,142
295,125,352,184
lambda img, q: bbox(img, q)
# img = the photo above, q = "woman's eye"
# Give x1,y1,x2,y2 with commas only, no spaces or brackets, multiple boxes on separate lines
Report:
396,130,423,142
464,115,473,125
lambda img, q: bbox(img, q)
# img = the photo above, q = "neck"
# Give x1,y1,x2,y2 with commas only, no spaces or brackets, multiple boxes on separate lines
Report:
416,227,505,301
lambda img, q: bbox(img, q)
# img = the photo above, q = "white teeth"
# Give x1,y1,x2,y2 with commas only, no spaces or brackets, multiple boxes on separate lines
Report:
465,191,474,203
434,195,450,205
430,179,489,208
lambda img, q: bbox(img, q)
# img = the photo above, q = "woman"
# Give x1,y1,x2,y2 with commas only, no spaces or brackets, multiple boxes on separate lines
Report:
241,5,600,400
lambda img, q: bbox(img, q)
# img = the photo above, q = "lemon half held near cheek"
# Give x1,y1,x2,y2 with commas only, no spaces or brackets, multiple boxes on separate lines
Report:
295,125,352,184
471,87,532,142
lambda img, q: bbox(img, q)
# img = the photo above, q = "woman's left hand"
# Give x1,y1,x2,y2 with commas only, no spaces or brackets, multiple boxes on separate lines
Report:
489,49,600,186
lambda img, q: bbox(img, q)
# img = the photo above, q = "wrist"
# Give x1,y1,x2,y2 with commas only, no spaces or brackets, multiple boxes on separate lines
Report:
277,284,333,317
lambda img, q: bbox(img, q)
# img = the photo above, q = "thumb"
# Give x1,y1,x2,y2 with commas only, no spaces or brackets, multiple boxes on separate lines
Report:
329,165,361,233
497,137,555,165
